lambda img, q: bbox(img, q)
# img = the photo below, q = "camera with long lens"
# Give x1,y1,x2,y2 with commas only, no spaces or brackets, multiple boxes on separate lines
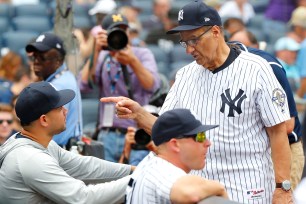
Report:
131,129,152,150
104,27,128,51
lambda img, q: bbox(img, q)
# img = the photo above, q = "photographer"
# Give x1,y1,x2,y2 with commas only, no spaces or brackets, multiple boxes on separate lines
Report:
79,13,160,163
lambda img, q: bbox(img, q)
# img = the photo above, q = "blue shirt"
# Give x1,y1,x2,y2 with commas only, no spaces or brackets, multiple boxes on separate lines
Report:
0,78,13,104
232,42,302,143
46,64,83,146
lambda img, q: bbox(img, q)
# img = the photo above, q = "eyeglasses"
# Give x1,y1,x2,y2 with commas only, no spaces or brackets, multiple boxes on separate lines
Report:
29,55,58,62
0,119,13,125
177,131,206,143
179,26,213,48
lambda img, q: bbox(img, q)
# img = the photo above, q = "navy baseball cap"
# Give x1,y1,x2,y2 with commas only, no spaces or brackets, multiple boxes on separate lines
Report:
15,81,75,124
102,13,129,30
25,33,66,56
152,109,218,146
167,0,222,34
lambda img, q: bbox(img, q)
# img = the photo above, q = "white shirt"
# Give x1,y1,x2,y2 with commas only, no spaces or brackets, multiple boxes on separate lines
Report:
218,0,255,23
126,152,186,204
160,50,290,203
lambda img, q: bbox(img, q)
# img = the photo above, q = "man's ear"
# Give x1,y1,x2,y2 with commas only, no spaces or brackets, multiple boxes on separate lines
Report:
167,138,181,153
39,114,48,127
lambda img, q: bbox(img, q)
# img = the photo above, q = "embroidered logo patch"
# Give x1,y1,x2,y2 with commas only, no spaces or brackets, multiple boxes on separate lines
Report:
178,10,184,21
272,88,286,112
245,188,265,200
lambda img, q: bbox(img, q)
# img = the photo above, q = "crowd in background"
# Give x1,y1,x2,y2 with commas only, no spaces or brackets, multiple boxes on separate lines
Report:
0,0,306,203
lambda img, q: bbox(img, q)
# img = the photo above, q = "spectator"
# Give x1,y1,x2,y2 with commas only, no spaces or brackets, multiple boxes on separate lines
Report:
287,6,306,43
142,0,172,31
0,103,15,145
25,33,83,149
126,108,228,203
79,13,160,163
0,52,31,105
102,1,293,203
218,0,255,24
145,6,180,52
222,17,245,40
263,0,296,41
274,37,301,92
74,0,117,61
118,4,145,47
0,81,133,203
229,29,259,48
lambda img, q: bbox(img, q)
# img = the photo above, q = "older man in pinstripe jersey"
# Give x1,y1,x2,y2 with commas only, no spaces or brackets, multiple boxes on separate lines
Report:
102,1,293,203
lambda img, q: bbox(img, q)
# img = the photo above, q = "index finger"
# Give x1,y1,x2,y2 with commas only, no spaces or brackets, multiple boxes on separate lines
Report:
100,96,128,103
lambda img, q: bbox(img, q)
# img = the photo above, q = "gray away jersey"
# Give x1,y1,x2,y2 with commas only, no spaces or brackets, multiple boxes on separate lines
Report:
159,51,290,204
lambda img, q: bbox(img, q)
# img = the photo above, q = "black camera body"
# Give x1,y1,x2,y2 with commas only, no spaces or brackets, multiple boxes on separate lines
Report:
104,27,128,51
131,129,151,150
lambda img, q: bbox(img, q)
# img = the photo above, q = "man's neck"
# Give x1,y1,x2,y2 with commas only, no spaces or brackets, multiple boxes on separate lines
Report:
21,128,51,148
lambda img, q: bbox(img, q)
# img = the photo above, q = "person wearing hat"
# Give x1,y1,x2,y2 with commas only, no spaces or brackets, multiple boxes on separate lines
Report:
25,33,83,150
227,35,305,191
0,81,134,203
126,108,228,203
102,1,293,203
274,37,301,92
79,13,160,163
287,6,306,44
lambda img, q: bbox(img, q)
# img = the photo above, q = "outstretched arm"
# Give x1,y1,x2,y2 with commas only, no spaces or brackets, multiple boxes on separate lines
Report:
100,96,157,135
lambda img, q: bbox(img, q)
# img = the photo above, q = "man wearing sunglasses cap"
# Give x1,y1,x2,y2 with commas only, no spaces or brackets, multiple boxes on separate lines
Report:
103,1,293,204
126,108,228,203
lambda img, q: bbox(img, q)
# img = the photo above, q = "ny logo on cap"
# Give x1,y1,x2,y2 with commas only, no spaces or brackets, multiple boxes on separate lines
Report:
36,35,46,42
112,14,123,22
178,10,184,21
204,17,210,22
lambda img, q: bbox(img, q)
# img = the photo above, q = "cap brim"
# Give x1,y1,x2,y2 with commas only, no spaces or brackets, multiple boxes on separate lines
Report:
25,43,51,53
54,89,75,108
184,124,218,135
108,22,129,30
166,25,203,34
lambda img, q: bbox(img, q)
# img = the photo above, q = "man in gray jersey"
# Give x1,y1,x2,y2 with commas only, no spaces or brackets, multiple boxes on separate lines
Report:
0,81,133,204
102,1,293,204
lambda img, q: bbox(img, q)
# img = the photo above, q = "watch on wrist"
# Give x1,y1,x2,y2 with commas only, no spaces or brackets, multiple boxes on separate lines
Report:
276,180,291,191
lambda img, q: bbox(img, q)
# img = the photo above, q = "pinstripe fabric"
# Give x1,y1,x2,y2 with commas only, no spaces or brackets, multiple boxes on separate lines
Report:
159,51,290,204
126,152,186,204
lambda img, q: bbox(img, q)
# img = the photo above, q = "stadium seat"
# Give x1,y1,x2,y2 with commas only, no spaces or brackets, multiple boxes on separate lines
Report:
0,18,11,33
12,16,52,33
169,44,194,65
2,31,38,53
0,4,13,19
14,3,51,17
74,15,93,29
147,45,171,77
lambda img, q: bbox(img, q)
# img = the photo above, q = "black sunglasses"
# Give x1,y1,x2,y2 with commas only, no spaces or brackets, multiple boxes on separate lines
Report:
0,119,13,125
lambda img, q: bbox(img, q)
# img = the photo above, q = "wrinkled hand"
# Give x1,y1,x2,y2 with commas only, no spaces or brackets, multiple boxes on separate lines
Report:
100,96,142,120
272,188,293,204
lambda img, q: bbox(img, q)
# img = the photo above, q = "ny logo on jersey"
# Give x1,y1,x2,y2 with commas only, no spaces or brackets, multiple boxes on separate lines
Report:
220,88,247,117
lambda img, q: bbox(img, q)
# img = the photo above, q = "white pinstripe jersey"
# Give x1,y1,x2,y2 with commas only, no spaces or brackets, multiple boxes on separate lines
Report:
125,152,186,204
159,49,290,204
